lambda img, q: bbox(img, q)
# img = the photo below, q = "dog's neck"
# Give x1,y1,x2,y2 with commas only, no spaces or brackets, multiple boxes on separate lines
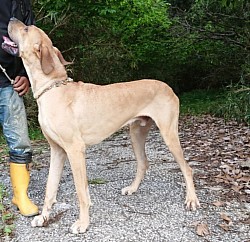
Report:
35,77,73,99
23,60,68,99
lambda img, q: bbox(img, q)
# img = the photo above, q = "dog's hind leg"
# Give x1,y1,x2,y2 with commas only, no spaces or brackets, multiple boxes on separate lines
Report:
31,140,66,227
122,117,153,195
155,102,200,210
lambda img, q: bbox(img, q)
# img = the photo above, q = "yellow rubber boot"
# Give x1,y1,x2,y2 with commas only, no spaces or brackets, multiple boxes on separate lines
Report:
10,163,39,217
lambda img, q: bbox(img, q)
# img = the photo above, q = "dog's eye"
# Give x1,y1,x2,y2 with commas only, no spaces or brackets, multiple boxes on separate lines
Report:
24,27,29,32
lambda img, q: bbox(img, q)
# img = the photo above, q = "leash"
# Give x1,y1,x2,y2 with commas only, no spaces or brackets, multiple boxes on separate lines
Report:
0,63,73,98
36,77,73,99
0,63,15,84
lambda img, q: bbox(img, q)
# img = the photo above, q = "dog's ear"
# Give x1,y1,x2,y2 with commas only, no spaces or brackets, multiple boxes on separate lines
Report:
33,43,54,75
34,43,41,59
40,45,55,75
53,47,72,66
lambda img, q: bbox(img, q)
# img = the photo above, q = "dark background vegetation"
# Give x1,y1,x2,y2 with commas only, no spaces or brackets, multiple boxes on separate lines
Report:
24,0,249,131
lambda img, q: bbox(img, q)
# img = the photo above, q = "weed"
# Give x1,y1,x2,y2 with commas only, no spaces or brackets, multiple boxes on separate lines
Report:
28,128,45,140
212,84,250,124
179,87,249,124
88,178,107,185
0,184,15,238
179,89,225,115
0,145,8,164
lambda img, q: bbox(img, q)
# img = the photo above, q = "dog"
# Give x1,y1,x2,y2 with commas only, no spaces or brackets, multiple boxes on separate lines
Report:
7,18,200,234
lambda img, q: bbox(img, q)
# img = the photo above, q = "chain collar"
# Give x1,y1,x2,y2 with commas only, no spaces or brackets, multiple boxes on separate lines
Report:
36,77,73,99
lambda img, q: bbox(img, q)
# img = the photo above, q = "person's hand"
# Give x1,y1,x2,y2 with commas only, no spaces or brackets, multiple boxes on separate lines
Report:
13,76,30,96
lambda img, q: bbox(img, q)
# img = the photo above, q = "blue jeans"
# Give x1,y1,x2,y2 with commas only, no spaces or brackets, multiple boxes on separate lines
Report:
0,86,32,164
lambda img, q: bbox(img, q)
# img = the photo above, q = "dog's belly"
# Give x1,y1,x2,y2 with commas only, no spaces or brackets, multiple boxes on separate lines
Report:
79,116,150,146
38,103,150,147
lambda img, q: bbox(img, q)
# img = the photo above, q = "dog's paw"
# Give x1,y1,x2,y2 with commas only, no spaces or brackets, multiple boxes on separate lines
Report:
121,185,137,195
70,220,89,234
185,196,200,211
31,215,47,227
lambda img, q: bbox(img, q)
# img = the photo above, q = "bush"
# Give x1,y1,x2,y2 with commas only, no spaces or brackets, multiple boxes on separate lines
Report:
212,84,250,124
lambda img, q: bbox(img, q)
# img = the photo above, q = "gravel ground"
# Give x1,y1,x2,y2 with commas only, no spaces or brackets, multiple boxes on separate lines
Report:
0,119,249,242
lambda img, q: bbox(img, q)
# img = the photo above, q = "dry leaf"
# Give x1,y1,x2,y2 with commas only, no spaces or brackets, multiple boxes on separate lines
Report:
219,223,230,231
237,176,250,183
212,201,224,207
231,184,244,193
208,186,224,191
240,217,250,224
215,178,225,183
220,213,232,224
196,223,210,237
220,164,232,173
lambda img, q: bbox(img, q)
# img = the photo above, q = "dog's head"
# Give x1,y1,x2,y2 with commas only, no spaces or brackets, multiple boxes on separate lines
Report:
6,18,71,75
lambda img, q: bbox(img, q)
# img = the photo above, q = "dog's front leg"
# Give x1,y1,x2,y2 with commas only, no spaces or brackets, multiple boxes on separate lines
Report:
67,147,91,234
31,144,66,227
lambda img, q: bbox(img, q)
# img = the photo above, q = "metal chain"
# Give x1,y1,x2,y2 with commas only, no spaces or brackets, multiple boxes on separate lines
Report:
36,77,73,99
0,64,15,84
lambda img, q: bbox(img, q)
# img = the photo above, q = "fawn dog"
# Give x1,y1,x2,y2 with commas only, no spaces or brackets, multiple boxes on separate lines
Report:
7,18,200,234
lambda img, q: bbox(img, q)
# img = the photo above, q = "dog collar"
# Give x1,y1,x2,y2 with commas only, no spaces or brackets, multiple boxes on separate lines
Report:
35,77,73,99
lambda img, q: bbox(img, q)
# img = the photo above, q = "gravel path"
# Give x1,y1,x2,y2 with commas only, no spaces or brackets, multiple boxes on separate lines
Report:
0,116,249,242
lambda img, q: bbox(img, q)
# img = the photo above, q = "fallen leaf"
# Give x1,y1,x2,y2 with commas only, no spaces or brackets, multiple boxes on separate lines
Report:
231,185,244,193
207,186,224,191
240,216,250,224
196,223,210,237
237,176,250,183
219,223,230,231
215,178,225,183
212,201,225,207
220,164,232,174
220,213,232,224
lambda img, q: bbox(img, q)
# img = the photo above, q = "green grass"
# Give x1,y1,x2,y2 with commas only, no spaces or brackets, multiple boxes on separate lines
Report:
0,134,5,146
88,178,107,185
179,89,226,115
0,184,15,238
28,128,45,141
179,88,249,124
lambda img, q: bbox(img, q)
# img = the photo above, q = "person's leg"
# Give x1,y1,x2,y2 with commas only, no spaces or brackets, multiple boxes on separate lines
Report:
0,86,38,216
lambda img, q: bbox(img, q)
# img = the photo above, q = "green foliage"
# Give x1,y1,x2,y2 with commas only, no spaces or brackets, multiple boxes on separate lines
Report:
180,89,225,115
165,0,249,91
180,85,250,124
31,0,249,87
88,178,107,185
32,0,172,83
23,92,39,129
212,84,250,124
102,0,171,64
29,128,44,140
0,184,15,237
0,132,5,145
